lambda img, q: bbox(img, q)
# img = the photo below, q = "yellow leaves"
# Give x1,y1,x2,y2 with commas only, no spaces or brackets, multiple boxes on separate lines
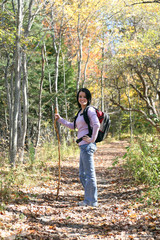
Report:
129,235,134,239
65,0,107,30
48,225,56,230
140,3,160,13
129,213,137,219
0,221,4,227
28,229,36,234
120,92,134,106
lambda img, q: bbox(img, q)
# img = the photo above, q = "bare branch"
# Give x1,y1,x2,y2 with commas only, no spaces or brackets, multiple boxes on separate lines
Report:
128,0,160,6
110,98,160,132
130,82,158,116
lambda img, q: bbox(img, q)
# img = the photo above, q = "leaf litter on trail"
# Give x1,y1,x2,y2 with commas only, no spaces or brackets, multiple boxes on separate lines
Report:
0,140,160,240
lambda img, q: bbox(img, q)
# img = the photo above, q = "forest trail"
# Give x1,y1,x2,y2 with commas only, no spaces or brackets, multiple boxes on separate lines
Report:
0,140,160,240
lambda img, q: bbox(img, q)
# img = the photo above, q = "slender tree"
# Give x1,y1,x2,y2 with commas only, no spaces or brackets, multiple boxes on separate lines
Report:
36,45,45,148
10,0,23,166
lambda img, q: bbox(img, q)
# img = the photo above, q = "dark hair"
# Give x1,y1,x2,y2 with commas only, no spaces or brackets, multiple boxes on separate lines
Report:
77,88,92,108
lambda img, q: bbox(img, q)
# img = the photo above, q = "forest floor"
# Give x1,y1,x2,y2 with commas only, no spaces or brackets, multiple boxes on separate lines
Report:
0,140,160,240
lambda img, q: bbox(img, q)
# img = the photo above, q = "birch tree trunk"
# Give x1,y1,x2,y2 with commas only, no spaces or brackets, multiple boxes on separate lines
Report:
77,12,82,92
46,50,55,129
19,0,44,160
44,43,55,130
82,38,91,88
50,1,64,135
18,50,28,162
62,54,71,142
3,0,14,161
62,54,68,120
51,3,61,111
4,54,11,129
36,45,45,148
10,0,23,166
3,0,46,165
4,53,13,153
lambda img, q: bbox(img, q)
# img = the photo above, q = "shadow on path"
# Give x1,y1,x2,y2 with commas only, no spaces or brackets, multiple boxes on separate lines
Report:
2,140,160,240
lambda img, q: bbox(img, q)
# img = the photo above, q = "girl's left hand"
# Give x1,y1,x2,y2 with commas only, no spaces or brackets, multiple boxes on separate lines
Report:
83,135,92,143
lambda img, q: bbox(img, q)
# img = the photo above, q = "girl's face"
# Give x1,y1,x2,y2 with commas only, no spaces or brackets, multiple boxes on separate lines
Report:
78,91,88,109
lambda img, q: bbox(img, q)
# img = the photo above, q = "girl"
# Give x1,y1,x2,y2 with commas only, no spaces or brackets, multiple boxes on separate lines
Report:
55,88,100,207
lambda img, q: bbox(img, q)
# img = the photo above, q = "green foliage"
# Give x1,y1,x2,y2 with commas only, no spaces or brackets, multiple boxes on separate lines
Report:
110,110,155,139
34,139,79,172
106,6,160,135
27,35,77,132
0,165,26,202
0,140,79,203
123,134,160,201
28,143,35,167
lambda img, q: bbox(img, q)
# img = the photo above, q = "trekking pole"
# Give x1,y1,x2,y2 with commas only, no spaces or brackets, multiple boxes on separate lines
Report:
54,107,61,200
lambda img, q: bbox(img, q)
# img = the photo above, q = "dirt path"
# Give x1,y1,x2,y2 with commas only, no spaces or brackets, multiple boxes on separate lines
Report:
0,140,160,240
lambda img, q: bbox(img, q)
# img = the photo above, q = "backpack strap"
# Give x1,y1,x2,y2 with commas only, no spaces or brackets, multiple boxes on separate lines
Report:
74,108,82,129
83,106,92,137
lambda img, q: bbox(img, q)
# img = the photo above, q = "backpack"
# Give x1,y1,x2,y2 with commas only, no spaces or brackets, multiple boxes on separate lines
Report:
74,106,111,143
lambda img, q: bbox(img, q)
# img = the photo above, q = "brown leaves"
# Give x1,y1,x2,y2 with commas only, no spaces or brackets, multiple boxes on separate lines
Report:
0,140,160,239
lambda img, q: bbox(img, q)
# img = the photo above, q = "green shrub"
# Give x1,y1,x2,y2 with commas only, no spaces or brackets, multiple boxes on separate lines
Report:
0,140,79,203
123,134,160,201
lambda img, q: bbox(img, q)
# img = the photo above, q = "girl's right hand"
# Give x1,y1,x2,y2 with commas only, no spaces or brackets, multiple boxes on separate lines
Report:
55,113,60,120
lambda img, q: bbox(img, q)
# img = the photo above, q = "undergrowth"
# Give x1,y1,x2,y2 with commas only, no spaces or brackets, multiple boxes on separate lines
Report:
0,140,79,204
123,134,160,202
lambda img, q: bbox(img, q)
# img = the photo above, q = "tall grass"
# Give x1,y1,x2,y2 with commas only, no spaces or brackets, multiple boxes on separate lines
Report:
123,134,160,202
0,139,79,203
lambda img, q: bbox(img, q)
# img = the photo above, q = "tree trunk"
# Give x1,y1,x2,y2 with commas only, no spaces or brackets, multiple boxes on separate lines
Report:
77,13,82,92
36,45,45,148
48,62,55,130
4,54,11,132
10,0,23,166
44,43,55,131
62,54,68,119
126,84,133,141
18,50,28,162
62,54,71,142
82,38,91,88
50,2,64,139
118,88,122,139
101,44,105,112
54,51,60,110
